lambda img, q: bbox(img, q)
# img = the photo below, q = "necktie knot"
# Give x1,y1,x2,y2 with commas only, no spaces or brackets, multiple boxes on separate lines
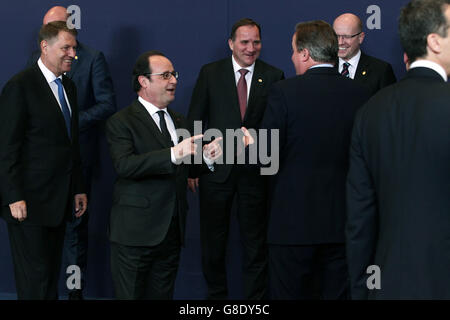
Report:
239,69,249,77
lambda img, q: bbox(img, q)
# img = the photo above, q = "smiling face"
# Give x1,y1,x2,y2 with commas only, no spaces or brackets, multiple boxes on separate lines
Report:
228,25,262,68
40,30,76,76
139,55,177,109
333,14,365,61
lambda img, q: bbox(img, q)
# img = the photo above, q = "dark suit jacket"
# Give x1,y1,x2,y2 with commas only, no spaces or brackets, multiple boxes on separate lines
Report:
352,52,397,96
261,67,370,245
346,67,450,299
0,63,85,227
105,100,189,247
29,42,116,166
188,57,284,182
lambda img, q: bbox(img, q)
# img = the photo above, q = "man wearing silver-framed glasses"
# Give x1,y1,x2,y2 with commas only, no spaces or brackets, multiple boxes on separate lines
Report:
333,13,397,96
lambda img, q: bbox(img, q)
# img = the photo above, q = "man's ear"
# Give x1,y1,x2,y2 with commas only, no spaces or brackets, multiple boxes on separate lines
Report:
426,33,442,54
138,75,148,88
40,40,48,55
358,31,365,45
228,38,234,52
301,48,310,62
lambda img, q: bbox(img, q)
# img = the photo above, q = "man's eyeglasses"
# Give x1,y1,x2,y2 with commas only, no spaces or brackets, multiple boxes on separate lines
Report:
336,32,362,40
144,71,179,80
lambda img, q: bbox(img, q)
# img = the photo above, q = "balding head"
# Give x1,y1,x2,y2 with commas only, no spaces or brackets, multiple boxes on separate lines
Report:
333,13,365,60
43,6,68,25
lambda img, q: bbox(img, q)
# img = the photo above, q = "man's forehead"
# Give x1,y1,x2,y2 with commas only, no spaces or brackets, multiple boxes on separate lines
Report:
235,25,260,38
149,56,173,71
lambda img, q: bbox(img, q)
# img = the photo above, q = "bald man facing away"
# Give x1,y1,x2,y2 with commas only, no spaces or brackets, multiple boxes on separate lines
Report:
333,13,396,96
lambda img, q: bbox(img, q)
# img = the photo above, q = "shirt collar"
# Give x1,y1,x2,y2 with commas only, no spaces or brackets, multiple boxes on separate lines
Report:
231,56,255,74
409,60,448,81
309,63,334,69
138,96,169,116
37,58,62,84
339,49,361,69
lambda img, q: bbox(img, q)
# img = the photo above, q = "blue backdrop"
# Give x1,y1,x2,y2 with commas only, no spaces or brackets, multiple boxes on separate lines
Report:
0,0,409,299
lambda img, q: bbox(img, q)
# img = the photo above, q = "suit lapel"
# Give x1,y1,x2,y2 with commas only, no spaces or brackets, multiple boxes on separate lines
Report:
63,75,77,142
32,64,72,143
354,52,369,81
132,100,172,148
246,60,266,122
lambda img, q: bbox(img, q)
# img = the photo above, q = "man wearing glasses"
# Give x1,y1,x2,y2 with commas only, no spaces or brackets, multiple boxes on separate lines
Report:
105,51,222,299
333,13,397,96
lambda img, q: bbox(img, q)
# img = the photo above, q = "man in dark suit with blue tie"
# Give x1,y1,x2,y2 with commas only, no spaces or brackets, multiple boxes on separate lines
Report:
28,6,117,299
0,21,87,300
346,0,450,299
259,20,369,299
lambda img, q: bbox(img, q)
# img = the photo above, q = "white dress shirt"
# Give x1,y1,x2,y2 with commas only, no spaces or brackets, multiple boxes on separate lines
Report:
409,60,448,82
232,56,255,101
338,50,361,80
138,97,215,168
37,58,72,115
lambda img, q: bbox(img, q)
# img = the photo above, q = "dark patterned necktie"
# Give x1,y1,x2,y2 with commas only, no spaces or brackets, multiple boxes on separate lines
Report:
341,62,350,78
157,110,174,147
237,69,249,121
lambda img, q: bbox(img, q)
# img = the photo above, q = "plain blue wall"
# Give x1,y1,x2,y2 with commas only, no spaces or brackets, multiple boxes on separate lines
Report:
0,0,409,299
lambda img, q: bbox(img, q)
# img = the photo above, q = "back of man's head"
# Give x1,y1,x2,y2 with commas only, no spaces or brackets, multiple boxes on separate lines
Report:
294,20,338,64
43,6,68,24
399,0,450,62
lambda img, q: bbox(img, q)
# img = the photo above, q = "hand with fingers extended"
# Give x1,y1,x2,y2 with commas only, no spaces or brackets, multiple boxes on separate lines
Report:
9,200,27,222
203,137,223,162
172,134,204,162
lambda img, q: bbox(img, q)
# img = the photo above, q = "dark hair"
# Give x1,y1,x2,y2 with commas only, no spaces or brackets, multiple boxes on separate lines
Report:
230,18,261,41
294,20,338,63
38,21,77,47
132,50,166,92
399,0,450,62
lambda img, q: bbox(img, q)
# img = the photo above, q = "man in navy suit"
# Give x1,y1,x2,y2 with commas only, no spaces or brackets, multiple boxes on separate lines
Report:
333,13,397,96
346,0,450,299
260,20,369,299
0,21,86,300
28,6,116,299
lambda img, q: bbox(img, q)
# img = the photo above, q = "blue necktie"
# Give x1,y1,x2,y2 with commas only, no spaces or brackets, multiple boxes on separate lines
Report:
54,78,72,138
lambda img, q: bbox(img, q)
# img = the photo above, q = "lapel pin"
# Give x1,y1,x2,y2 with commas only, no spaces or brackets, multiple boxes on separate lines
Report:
75,56,78,60
362,71,366,76
258,78,263,83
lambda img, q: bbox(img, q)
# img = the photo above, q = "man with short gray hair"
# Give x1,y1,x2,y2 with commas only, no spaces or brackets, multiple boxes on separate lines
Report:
260,20,369,299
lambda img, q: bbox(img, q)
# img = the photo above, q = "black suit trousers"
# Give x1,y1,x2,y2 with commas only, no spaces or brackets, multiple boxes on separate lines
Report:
268,243,348,300
110,216,181,300
199,165,268,299
7,222,66,300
